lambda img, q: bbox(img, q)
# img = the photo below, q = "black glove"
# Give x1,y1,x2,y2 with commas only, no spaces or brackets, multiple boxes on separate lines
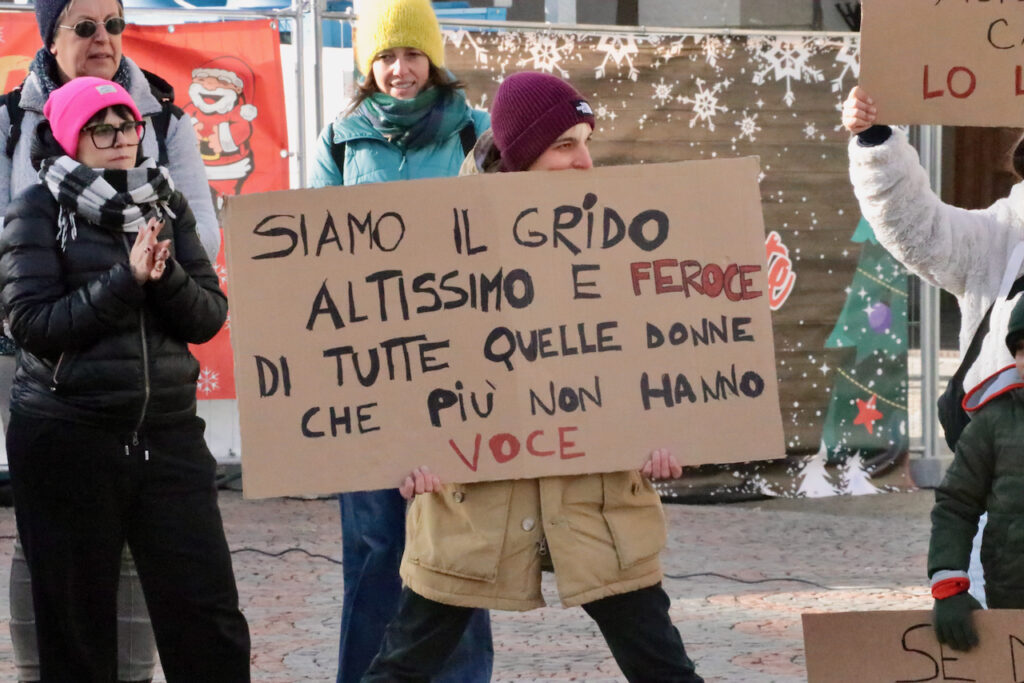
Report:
933,592,982,651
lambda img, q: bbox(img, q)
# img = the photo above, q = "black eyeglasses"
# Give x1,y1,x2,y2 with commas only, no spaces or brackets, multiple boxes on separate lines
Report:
82,120,145,149
57,17,126,39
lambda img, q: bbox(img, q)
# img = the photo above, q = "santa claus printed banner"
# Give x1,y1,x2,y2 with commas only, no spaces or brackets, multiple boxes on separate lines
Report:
0,14,39,91
125,21,288,400
0,15,289,400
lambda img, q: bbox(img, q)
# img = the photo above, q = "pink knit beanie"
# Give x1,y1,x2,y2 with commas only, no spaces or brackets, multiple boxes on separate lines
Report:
44,77,142,157
491,72,595,172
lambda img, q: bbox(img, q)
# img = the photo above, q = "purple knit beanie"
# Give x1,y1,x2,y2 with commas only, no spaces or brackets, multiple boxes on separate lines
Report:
491,72,595,172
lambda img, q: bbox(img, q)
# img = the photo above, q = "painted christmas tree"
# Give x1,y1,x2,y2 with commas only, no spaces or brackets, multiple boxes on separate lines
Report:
839,452,882,495
821,217,909,469
796,445,838,498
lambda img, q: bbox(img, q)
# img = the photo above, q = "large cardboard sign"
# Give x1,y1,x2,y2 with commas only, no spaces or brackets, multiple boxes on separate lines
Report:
860,0,1024,126
803,610,1024,681
224,158,784,498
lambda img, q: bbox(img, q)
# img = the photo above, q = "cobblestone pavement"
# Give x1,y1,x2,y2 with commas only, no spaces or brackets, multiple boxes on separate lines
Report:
0,489,934,681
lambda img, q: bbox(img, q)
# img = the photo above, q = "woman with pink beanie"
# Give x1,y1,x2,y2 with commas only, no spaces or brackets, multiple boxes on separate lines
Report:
363,72,704,683
0,77,249,681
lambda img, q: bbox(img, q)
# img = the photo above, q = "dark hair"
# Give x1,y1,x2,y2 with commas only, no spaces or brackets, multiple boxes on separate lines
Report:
346,61,464,115
30,120,64,170
30,105,142,169
1011,332,1024,353
1014,134,1024,179
85,104,138,127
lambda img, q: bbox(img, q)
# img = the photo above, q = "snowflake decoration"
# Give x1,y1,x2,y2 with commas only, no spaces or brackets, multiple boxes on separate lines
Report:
197,367,220,395
444,29,490,66
654,34,689,61
734,110,761,142
803,122,819,139
594,103,617,122
595,35,641,81
214,263,228,288
828,35,860,94
223,312,231,330
651,77,676,105
497,31,522,56
467,92,489,112
516,33,576,77
679,78,731,131
698,35,736,70
747,37,824,107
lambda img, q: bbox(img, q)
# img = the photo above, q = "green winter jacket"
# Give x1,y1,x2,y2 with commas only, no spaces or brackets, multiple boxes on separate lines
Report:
929,386,1024,608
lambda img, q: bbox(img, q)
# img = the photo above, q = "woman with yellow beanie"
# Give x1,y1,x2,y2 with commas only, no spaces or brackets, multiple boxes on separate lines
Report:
308,1,492,681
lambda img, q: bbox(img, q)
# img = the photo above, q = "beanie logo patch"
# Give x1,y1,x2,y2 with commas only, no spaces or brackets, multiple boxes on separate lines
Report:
574,100,593,116
96,84,117,95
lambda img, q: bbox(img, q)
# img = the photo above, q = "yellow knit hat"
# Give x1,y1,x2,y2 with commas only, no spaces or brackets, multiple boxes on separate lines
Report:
355,0,445,78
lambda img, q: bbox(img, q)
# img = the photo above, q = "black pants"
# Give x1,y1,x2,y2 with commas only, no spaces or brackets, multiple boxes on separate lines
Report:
7,413,251,683
363,584,704,683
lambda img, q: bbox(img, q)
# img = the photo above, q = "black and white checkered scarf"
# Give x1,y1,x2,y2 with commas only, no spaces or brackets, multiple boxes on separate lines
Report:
38,156,176,251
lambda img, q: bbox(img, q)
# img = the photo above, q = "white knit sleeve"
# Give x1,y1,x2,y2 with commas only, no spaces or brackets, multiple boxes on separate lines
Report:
848,128,1024,300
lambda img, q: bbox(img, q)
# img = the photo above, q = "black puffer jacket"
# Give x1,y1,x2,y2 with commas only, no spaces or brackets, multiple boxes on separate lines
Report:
0,182,226,432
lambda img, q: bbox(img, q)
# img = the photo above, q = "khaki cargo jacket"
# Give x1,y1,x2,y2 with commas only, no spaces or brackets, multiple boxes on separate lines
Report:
400,471,667,610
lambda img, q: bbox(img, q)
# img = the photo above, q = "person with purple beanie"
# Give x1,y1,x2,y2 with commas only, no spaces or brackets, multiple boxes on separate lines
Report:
362,72,704,683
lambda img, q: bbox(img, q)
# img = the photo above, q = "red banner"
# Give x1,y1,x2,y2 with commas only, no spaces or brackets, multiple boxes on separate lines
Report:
127,21,288,400
1,15,289,399
0,14,38,92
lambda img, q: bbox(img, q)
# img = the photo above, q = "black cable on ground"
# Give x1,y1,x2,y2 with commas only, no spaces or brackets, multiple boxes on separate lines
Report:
663,571,832,590
228,547,835,590
230,546,343,565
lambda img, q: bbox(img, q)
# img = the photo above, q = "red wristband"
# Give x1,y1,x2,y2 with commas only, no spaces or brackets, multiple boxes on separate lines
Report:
931,576,970,600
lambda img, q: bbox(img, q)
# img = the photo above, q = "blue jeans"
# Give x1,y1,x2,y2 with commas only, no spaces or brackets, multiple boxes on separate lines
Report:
337,489,492,683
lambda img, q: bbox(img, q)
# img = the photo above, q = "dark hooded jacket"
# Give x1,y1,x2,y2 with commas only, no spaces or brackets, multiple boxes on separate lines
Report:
930,385,1024,608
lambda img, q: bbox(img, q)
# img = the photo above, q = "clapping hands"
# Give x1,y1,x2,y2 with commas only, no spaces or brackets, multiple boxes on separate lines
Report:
130,217,171,285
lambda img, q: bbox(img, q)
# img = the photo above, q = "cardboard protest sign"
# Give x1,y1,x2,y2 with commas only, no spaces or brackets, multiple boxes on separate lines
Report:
224,157,784,498
803,610,1024,682
860,0,1024,126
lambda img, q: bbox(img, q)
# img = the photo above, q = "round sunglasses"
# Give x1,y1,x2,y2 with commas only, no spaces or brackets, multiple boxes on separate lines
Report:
57,17,126,39
82,120,146,149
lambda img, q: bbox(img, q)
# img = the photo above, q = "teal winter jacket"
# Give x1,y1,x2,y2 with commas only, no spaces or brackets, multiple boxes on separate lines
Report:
309,101,490,188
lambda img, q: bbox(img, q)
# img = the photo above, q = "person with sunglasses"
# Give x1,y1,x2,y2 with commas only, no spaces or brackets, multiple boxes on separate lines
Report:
0,76,250,682
0,1,222,681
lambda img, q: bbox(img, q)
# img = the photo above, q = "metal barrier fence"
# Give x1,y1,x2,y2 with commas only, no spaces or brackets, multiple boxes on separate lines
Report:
0,3,944,470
